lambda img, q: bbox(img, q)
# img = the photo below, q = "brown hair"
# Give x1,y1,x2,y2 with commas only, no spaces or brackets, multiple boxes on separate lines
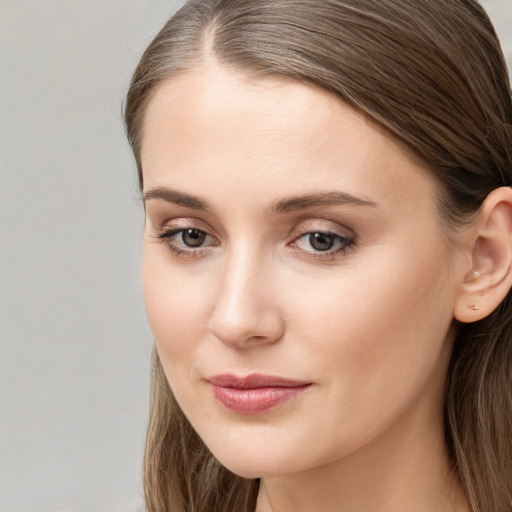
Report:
124,1,512,511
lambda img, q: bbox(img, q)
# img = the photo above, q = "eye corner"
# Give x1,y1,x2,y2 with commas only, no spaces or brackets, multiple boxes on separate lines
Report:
150,223,220,259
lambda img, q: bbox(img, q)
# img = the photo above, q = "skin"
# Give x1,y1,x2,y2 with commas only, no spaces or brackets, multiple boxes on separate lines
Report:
140,64,471,511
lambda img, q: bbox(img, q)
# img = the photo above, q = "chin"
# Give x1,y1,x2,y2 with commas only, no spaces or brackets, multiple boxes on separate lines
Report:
217,456,289,479
206,440,310,479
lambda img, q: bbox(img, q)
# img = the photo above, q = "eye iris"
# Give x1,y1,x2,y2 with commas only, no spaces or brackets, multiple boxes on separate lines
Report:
182,229,206,247
309,232,335,251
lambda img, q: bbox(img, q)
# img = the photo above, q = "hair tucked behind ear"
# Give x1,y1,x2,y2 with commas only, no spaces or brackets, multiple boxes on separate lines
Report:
125,1,512,510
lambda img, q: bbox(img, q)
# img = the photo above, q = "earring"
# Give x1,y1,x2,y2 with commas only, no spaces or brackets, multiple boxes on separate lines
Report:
467,303,479,311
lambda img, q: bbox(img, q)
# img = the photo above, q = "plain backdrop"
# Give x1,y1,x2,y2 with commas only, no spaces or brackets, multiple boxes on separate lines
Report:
0,1,510,511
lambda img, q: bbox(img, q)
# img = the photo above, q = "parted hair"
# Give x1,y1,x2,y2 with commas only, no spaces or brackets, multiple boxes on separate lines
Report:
124,1,512,511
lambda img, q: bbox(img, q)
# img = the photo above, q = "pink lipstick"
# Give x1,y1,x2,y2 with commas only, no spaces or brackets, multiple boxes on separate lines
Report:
207,374,311,414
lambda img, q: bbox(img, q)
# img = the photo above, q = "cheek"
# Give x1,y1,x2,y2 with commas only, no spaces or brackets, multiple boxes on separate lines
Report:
141,248,215,360
286,241,455,393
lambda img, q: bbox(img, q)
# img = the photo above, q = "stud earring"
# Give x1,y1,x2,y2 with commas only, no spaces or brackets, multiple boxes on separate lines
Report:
467,304,479,311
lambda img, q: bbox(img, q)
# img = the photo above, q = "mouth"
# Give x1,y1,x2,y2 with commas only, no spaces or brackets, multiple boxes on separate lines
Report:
207,373,312,414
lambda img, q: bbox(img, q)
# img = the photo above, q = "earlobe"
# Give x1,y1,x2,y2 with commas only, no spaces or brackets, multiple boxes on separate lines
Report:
454,187,512,323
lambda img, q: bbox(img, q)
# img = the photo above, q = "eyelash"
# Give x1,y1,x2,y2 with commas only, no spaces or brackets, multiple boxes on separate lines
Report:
291,230,355,260
153,226,355,260
154,227,219,258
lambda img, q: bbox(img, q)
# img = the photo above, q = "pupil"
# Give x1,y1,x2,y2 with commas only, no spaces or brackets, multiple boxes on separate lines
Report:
309,232,335,251
182,229,206,247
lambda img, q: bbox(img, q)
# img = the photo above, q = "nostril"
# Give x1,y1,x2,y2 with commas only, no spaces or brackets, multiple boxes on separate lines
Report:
208,304,285,348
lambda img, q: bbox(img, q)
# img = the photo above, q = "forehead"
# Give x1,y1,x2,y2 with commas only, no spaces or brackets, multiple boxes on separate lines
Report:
141,66,349,163
140,64,438,214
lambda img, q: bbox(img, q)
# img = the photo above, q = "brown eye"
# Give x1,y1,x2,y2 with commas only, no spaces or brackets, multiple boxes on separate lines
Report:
308,232,336,251
155,226,219,257
181,229,207,247
292,229,354,258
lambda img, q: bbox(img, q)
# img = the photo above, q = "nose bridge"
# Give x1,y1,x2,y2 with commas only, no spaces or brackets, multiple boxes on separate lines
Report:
208,241,283,347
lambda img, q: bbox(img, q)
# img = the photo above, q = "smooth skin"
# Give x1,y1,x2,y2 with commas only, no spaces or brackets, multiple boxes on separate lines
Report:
140,63,512,512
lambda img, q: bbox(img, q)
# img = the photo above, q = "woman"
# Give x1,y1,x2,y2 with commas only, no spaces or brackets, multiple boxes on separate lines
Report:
124,1,512,511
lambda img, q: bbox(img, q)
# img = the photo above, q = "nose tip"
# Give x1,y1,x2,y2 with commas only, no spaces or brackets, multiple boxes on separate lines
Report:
209,311,284,348
207,270,285,349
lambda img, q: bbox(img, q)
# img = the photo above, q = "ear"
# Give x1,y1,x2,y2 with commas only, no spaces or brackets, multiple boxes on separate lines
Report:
454,187,512,323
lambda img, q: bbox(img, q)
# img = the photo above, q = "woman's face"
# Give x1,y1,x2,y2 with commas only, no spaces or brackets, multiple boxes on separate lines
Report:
140,65,464,478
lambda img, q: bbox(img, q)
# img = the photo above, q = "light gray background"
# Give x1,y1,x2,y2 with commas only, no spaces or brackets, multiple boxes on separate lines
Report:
0,1,510,511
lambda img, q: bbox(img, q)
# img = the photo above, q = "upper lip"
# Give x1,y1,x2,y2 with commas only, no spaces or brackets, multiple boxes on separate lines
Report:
207,373,311,389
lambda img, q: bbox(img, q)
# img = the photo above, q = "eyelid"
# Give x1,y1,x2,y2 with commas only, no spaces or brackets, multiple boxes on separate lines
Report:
290,219,355,240
155,227,217,243
152,216,215,232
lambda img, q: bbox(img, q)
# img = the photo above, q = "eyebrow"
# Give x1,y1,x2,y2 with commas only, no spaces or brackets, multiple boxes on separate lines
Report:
271,191,378,213
143,187,378,213
144,187,210,211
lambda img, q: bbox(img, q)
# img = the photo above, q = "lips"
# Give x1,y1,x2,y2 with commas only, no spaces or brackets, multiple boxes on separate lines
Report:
207,373,312,414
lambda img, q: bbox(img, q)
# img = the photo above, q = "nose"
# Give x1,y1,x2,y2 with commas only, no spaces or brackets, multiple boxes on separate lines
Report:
207,249,285,348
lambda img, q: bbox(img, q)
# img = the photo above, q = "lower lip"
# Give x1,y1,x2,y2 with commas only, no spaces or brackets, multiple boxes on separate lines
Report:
210,384,311,414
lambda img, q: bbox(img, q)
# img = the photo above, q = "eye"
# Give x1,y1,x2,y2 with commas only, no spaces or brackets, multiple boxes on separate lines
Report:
293,230,354,257
155,227,219,256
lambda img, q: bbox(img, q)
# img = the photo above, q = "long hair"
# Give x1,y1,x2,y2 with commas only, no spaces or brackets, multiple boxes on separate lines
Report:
124,1,512,510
